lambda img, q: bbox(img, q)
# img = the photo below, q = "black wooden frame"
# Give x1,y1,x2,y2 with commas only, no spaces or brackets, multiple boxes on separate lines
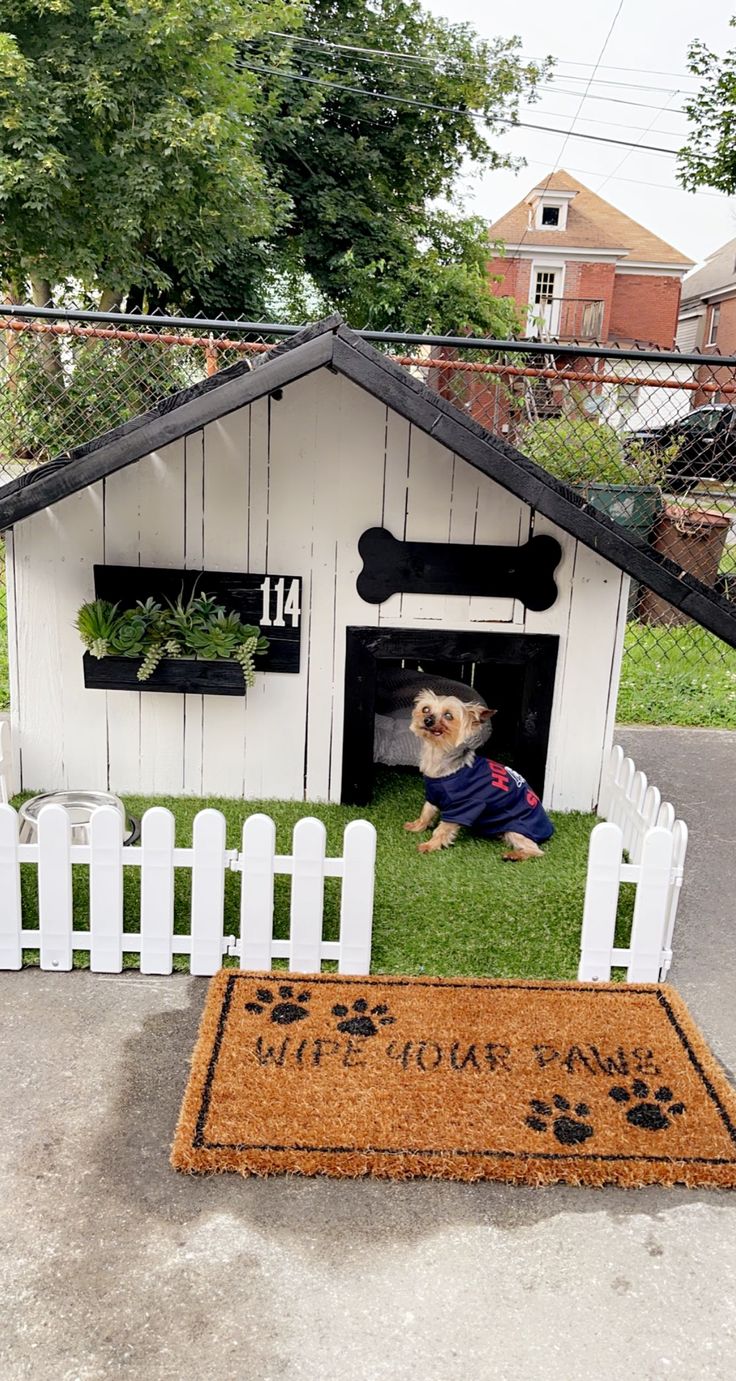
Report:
342,626,559,806
82,563,301,693
83,653,248,696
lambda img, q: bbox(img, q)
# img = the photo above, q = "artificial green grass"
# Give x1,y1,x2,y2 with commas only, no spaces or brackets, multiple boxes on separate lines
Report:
13,770,632,981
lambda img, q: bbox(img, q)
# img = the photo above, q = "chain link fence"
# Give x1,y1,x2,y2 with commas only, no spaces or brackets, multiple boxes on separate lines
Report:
1,304,735,726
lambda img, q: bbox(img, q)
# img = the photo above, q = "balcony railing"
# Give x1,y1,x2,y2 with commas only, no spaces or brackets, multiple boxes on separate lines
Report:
529,297,605,343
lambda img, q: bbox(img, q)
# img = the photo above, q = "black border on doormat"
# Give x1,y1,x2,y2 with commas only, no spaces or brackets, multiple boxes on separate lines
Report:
190,974,736,1165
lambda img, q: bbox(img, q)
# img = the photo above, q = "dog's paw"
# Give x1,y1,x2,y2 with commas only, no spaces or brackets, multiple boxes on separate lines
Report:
418,837,452,853
404,819,428,833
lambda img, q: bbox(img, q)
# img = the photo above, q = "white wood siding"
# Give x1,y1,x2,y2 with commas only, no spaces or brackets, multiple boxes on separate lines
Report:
8,367,624,810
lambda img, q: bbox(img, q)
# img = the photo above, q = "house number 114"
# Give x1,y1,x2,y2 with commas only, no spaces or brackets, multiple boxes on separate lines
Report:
259,577,301,628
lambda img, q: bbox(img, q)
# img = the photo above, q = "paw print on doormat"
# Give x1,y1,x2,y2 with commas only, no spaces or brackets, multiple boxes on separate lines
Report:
331,998,396,1038
244,985,311,1025
608,1080,685,1131
525,1094,594,1146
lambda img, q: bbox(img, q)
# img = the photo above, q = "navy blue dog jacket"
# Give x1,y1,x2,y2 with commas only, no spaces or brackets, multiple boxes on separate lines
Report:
423,758,553,843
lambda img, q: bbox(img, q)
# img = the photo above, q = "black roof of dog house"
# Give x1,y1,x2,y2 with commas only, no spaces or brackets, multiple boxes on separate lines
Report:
1,314,734,647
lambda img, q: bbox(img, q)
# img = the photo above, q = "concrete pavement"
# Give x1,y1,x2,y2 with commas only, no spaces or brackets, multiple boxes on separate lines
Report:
1,726,735,1381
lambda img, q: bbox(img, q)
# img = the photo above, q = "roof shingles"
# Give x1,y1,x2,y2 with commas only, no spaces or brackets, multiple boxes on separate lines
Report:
490,171,693,268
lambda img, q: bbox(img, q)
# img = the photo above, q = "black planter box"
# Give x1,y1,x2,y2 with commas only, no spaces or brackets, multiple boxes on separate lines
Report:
83,654,249,696
91,564,302,674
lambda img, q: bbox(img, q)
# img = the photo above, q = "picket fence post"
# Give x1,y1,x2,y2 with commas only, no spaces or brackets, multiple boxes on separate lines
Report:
0,720,11,805
0,803,22,969
338,820,377,975
38,804,73,972
89,805,124,973
140,807,176,975
190,809,227,976
239,814,277,970
578,822,622,982
289,817,326,973
627,826,675,982
660,819,688,980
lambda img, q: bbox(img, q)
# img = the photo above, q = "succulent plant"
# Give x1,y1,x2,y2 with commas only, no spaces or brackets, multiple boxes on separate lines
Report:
75,599,122,659
76,585,269,688
165,588,226,646
108,598,164,656
137,636,181,682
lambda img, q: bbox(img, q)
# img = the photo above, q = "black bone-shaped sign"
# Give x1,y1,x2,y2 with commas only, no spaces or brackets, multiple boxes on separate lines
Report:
356,527,562,611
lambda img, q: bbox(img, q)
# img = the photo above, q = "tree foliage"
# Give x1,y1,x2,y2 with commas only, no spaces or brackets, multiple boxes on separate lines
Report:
193,0,548,331
0,0,295,298
678,17,736,195
0,0,549,333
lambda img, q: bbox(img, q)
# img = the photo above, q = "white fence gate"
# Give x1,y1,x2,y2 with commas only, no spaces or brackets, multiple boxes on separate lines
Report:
0,805,376,976
579,745,688,983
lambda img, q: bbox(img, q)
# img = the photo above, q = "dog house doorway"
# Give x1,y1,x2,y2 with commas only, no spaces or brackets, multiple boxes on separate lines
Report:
342,628,559,805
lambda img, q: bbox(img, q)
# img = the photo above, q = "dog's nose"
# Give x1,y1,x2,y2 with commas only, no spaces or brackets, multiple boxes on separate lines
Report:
423,715,435,728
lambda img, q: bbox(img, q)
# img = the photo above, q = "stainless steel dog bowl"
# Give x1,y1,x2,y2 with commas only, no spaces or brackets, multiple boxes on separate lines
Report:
18,790,140,846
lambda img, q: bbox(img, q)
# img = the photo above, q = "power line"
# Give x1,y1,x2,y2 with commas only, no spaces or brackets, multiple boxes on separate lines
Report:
534,71,691,95
258,30,702,92
596,89,681,195
540,83,687,114
234,60,682,156
514,157,729,199
244,35,694,115
512,0,624,266
523,105,685,138
553,2,625,171
524,55,700,82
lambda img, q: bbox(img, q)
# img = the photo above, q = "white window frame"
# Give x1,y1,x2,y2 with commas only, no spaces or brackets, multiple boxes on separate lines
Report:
707,305,720,346
540,202,562,229
528,260,566,337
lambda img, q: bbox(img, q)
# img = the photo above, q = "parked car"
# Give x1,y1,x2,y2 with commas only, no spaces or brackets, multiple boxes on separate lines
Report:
627,404,736,492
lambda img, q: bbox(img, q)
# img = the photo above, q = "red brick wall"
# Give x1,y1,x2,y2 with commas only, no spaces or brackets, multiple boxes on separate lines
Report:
573,262,616,340
488,255,684,348
609,273,682,348
703,296,736,357
488,256,531,315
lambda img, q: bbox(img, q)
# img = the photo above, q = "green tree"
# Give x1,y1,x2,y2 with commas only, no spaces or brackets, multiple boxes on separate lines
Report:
0,0,547,332
0,0,297,306
678,17,736,195
188,0,549,332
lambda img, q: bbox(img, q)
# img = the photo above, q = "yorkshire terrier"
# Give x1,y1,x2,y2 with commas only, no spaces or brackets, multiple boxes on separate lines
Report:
403,690,554,861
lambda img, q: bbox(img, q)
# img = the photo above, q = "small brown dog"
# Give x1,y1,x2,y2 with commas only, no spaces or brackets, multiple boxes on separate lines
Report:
403,690,554,861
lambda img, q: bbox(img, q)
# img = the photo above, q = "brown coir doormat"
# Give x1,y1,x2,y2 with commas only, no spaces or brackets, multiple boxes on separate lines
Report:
171,971,736,1188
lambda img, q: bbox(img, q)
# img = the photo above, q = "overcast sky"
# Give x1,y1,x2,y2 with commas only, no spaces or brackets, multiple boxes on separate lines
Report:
422,0,736,271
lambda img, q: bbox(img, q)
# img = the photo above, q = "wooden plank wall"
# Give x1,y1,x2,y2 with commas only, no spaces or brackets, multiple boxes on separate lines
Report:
8,368,625,810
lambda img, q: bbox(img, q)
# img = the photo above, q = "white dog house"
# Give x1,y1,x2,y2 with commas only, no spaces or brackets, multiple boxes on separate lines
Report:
1,317,732,811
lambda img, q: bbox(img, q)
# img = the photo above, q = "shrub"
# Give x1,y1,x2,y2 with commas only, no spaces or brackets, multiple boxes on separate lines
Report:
521,416,630,486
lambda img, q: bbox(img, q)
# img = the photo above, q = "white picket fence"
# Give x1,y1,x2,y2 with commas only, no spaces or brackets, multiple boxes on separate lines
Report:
578,745,688,983
0,804,376,976
0,720,11,805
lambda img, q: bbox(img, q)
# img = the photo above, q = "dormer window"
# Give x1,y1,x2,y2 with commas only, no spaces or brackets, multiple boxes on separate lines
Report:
528,185,576,232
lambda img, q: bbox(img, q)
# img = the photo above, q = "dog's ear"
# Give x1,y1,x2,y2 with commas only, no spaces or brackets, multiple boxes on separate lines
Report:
466,703,496,725
413,689,434,708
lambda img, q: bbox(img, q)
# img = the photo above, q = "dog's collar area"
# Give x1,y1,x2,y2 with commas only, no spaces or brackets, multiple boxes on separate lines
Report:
422,748,478,780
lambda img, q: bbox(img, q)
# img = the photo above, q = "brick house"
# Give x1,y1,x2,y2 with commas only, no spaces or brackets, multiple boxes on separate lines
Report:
488,171,693,349
677,237,736,356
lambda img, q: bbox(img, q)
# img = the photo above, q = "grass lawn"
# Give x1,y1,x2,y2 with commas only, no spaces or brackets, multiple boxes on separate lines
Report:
617,622,736,728
13,771,627,981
